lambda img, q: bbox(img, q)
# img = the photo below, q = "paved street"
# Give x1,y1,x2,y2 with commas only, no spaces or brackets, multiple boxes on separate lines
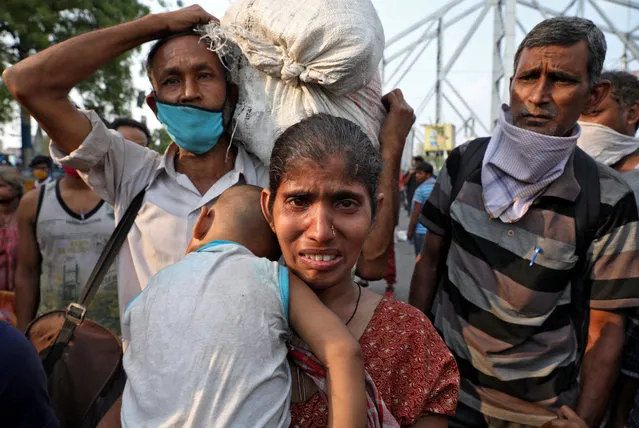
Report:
368,210,416,303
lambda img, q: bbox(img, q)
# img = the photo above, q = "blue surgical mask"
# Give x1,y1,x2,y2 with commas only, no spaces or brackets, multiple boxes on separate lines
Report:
155,101,225,155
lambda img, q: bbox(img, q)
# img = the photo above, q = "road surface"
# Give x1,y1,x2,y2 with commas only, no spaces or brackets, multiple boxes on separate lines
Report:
368,210,417,303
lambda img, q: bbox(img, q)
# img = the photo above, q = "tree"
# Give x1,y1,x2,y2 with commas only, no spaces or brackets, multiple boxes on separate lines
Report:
0,84,13,126
0,0,150,161
151,128,172,154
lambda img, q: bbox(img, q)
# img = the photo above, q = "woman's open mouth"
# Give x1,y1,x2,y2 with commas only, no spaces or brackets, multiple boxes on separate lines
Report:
299,251,343,270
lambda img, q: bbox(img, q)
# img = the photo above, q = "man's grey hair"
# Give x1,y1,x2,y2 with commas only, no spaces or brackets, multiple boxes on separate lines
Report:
514,17,607,87
603,71,639,107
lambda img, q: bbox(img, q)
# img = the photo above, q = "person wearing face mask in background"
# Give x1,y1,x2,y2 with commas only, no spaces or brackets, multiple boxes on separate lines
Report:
3,5,406,341
578,71,639,173
29,155,53,189
13,164,120,333
576,70,639,428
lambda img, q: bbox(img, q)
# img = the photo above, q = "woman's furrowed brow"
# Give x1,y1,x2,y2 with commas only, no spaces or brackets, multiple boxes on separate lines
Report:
331,190,364,200
280,189,363,200
281,190,313,198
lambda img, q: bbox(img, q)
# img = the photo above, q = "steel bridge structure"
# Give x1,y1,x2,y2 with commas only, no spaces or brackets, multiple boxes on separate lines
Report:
382,0,639,151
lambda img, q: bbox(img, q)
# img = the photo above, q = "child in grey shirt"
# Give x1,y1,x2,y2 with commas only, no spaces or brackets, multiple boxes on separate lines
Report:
121,185,366,428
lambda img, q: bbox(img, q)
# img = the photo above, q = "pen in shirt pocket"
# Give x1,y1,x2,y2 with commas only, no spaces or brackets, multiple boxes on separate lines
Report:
530,246,543,267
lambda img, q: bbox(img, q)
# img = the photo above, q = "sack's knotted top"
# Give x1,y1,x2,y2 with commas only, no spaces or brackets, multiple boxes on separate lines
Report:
280,56,309,85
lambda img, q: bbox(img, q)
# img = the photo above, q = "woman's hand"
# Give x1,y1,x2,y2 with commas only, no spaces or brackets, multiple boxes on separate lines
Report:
379,89,416,161
540,406,588,428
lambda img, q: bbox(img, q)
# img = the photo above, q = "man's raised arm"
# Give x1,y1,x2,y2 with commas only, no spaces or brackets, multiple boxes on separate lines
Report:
357,89,415,280
2,5,215,154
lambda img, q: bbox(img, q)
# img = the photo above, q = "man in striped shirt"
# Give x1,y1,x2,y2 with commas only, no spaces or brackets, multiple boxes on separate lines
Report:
409,17,639,427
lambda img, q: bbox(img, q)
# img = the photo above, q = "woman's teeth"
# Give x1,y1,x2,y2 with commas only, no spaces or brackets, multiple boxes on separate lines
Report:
304,254,337,262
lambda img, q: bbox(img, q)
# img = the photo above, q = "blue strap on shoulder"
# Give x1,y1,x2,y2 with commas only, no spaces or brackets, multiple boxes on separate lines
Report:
278,265,290,321
196,240,240,252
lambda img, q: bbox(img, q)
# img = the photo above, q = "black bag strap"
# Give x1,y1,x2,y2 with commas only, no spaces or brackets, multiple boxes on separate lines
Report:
78,190,146,306
417,138,489,320
42,189,146,375
570,147,601,375
572,147,601,256
449,138,490,203
33,181,48,236
419,137,490,229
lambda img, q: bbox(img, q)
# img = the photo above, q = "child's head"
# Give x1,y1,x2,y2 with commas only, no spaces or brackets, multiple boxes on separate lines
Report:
186,185,281,260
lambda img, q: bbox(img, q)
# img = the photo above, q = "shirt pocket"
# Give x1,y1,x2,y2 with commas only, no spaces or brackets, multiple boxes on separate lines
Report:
532,240,578,272
511,242,577,320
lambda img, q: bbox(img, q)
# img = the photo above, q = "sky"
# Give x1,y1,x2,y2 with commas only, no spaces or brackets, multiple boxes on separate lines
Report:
2,0,638,151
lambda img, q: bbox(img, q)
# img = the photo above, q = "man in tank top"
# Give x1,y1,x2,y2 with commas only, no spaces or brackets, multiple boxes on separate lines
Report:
14,165,120,334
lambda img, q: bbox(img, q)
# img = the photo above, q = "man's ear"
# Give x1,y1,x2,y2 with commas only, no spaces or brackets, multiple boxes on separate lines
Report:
146,92,158,117
193,206,215,240
260,189,276,233
584,80,611,115
627,103,639,134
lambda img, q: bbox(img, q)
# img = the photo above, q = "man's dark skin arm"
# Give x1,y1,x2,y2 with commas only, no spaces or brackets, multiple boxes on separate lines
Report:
576,309,625,427
14,189,42,331
408,232,445,313
2,5,215,154
357,89,415,280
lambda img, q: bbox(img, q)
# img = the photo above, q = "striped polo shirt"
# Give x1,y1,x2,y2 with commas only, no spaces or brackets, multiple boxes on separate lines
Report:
422,141,639,425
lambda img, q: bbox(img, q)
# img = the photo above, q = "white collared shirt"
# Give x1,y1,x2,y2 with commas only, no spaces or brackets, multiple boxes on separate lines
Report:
50,111,268,331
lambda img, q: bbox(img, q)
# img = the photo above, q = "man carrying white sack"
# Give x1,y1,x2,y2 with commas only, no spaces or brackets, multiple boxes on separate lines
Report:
577,70,639,427
3,4,414,336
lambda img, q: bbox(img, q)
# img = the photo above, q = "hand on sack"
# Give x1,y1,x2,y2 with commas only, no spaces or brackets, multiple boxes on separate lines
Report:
160,4,218,34
540,406,588,428
379,89,416,160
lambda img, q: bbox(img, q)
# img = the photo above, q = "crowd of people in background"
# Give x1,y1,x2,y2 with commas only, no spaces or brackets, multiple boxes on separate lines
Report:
0,3,638,428
0,115,152,332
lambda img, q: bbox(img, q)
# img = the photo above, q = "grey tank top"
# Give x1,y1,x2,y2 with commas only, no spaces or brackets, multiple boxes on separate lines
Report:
35,180,120,333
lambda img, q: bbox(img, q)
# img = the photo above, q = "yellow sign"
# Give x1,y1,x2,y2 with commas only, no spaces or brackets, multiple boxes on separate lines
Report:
423,124,455,152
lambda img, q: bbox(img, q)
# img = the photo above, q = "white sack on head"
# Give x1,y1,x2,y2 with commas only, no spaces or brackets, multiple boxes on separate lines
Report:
209,0,386,165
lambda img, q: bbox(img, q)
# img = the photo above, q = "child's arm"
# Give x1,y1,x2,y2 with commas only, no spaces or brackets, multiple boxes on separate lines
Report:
288,273,367,428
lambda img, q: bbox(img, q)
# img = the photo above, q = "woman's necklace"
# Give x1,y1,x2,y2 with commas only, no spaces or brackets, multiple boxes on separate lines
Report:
296,283,363,402
345,283,362,326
